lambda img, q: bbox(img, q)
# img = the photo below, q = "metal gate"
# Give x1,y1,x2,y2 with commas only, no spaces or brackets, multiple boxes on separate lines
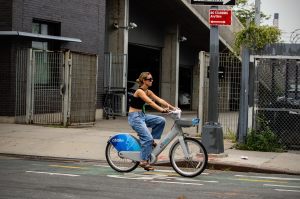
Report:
103,53,127,117
254,56,300,149
70,52,98,124
199,52,241,135
15,49,97,126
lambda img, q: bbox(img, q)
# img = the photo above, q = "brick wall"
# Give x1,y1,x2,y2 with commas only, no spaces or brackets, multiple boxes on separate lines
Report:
11,0,105,60
0,0,106,116
0,0,12,30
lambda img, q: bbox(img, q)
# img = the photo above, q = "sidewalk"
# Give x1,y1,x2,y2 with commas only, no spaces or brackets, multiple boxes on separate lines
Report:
0,114,299,175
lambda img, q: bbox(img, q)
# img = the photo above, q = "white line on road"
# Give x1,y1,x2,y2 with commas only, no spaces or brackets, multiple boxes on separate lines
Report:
151,180,203,186
235,175,300,181
175,177,218,183
94,164,111,167
274,189,300,193
26,171,79,177
264,184,300,189
155,169,209,175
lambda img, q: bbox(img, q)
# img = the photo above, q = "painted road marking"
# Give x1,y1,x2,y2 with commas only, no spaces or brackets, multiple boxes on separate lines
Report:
94,164,111,167
151,180,203,186
175,178,218,183
107,173,218,185
274,189,300,193
94,164,209,175
235,178,288,183
235,174,300,181
107,174,154,180
107,174,205,186
264,184,300,189
26,171,79,177
48,164,87,169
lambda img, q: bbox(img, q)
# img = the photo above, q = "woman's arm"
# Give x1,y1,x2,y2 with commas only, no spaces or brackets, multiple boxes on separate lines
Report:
147,90,176,110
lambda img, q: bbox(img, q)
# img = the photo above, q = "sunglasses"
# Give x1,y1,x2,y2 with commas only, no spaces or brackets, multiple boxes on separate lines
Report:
144,78,153,81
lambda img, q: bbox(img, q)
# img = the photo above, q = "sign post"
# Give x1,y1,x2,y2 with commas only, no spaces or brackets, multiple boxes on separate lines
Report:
201,5,224,154
191,1,235,154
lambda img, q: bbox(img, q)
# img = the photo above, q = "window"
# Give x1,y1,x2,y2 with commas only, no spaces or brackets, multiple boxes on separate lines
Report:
32,20,61,51
32,22,48,50
31,20,61,85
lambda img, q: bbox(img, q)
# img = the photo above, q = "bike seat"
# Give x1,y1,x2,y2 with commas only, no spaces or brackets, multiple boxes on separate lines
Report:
175,118,200,127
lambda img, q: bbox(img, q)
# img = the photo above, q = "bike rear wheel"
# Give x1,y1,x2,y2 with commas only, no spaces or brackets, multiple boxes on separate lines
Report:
169,137,208,177
105,142,139,172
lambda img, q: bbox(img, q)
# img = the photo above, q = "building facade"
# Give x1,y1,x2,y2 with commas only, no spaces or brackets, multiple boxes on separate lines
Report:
0,0,106,122
1,0,243,125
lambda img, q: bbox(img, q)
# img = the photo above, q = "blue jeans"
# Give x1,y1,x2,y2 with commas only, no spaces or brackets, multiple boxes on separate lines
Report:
128,111,166,161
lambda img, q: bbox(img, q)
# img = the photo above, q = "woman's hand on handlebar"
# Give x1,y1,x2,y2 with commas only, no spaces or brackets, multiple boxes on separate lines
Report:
161,108,170,113
161,107,180,113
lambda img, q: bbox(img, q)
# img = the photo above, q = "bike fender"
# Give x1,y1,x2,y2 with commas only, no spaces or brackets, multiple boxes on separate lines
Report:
108,133,141,152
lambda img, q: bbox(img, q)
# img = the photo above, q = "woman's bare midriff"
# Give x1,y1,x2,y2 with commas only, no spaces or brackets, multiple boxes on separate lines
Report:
128,107,142,113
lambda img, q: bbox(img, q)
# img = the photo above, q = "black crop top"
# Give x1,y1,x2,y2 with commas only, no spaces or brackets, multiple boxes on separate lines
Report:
129,89,146,109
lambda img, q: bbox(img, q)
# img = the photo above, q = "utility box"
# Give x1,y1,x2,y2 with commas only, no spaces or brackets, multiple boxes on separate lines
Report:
202,123,224,154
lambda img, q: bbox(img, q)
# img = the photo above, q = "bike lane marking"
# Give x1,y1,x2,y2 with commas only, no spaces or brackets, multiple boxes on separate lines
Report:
150,180,203,186
274,189,300,193
234,174,300,193
48,164,88,169
264,184,300,193
264,184,300,189
107,174,205,186
107,172,218,185
234,178,288,183
26,171,80,177
235,174,300,181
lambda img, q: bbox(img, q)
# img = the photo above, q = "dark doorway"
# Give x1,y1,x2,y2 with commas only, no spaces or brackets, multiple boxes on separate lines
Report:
128,44,161,95
179,67,192,110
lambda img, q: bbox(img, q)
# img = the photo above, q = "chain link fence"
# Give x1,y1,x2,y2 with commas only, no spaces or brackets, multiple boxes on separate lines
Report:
70,52,98,124
103,53,127,118
14,49,97,126
200,52,241,136
254,58,300,149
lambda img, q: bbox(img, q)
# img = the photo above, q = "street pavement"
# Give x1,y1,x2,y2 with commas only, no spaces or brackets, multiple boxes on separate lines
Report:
0,112,299,175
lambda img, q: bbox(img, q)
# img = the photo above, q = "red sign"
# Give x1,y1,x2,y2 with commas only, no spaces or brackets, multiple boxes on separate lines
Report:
209,9,232,26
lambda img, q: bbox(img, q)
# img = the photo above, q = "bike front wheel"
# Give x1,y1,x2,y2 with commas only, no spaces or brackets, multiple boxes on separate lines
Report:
169,137,208,177
105,142,139,172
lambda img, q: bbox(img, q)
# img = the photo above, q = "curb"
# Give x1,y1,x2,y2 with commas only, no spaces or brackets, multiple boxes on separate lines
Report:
207,161,300,175
0,153,105,164
1,153,299,176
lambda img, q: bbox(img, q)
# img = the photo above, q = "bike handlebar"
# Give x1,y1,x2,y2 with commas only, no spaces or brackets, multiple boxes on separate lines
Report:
167,108,182,119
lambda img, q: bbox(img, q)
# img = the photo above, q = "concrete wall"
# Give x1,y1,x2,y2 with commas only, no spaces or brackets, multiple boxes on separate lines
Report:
128,3,164,48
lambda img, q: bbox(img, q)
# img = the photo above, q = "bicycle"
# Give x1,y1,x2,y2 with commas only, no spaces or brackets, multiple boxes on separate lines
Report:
105,109,208,177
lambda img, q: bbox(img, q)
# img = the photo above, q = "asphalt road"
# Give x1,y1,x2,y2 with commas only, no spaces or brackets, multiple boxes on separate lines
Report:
0,156,300,199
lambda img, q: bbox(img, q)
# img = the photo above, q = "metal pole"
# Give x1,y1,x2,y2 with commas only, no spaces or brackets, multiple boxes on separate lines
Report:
254,0,261,25
238,47,250,144
63,50,71,127
202,5,224,154
198,51,205,135
207,20,219,123
26,49,33,124
238,0,261,144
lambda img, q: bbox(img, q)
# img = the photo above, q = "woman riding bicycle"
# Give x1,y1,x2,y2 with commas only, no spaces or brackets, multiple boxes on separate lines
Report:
128,72,175,171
